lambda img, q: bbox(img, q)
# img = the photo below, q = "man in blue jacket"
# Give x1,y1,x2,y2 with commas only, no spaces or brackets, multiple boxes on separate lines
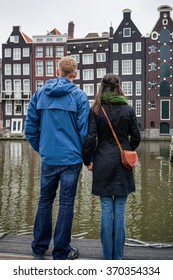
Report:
25,56,90,260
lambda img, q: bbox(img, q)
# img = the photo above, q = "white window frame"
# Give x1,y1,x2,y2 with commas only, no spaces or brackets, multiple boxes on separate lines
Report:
71,54,80,63
23,79,30,95
46,60,54,76
13,64,21,75
97,68,106,78
113,43,119,52
136,81,142,96
122,81,133,96
82,54,93,64
6,120,10,128
122,60,133,75
123,28,131,37
136,100,142,117
83,69,94,80
11,118,23,134
24,101,29,115
23,48,30,57
13,80,21,99
5,64,11,75
113,60,119,75
23,63,30,75
35,61,44,76
128,100,133,107
76,70,80,80
83,84,94,96
136,42,141,51
122,43,132,54
13,48,21,60
136,59,142,74
35,47,43,58
5,100,12,115
5,80,12,95
46,46,53,57
56,46,64,57
14,100,22,115
96,53,106,62
4,48,11,57
36,80,44,89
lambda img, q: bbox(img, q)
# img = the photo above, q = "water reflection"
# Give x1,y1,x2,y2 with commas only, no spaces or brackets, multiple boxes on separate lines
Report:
0,140,173,242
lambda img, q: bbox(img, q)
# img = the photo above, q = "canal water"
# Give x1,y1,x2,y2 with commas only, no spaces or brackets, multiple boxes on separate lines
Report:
0,140,173,243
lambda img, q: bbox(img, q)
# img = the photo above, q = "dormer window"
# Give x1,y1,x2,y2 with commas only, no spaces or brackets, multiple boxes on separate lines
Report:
123,28,131,37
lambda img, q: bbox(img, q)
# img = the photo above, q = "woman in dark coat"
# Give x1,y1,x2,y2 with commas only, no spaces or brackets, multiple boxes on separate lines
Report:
83,73,141,260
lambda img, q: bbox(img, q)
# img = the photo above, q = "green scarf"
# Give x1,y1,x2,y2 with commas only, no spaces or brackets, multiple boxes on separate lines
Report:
101,92,128,104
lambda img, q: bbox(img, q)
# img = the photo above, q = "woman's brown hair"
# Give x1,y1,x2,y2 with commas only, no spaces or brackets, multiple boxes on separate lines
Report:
92,73,126,114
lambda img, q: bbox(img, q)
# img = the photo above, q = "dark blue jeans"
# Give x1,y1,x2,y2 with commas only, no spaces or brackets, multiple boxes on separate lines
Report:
31,162,82,260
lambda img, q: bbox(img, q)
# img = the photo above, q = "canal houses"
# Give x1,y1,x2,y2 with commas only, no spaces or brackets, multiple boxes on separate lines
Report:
145,5,173,139
67,30,109,106
32,27,68,93
1,26,32,134
109,9,146,133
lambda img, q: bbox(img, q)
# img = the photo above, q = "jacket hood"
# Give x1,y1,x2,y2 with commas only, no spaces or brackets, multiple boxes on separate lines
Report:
43,77,77,97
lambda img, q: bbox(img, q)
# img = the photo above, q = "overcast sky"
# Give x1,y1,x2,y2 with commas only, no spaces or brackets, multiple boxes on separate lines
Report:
0,0,173,56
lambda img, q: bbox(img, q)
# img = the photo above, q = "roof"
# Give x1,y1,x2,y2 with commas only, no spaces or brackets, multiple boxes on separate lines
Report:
85,33,99,38
22,32,32,43
48,28,61,35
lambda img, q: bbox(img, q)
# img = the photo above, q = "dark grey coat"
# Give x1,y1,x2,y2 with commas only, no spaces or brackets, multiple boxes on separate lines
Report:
82,104,141,197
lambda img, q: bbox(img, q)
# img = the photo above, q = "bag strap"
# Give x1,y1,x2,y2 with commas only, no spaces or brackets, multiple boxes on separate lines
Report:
101,106,123,154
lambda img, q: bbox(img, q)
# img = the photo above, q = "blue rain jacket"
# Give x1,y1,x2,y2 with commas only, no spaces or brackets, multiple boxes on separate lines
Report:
24,77,90,165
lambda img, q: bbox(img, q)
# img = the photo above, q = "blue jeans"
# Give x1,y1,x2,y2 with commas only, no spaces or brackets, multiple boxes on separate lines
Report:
31,162,82,260
100,195,128,260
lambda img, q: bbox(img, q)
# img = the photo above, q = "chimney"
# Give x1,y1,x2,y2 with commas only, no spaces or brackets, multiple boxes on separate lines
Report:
68,21,74,39
123,9,132,20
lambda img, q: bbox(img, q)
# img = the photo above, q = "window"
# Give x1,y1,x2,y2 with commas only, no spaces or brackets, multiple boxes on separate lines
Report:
160,80,170,96
14,101,22,115
46,46,53,57
136,81,141,95
97,68,106,78
83,84,94,96
13,48,21,60
136,59,141,74
5,80,12,95
113,61,119,75
71,54,80,63
76,70,80,79
160,62,170,77
35,61,43,76
151,31,159,40
150,80,156,90
23,48,30,57
35,47,43,58
128,100,133,107
6,120,10,128
4,48,11,57
122,82,133,96
23,80,30,94
113,44,118,52
136,42,141,51
150,100,156,110
46,61,54,76
11,119,23,133
10,35,19,43
160,45,170,61
24,101,29,115
82,54,93,64
96,53,106,62
150,121,155,128
14,80,21,99
122,43,132,54
5,64,11,75
13,64,21,75
23,64,30,75
123,28,131,37
136,100,141,117
56,46,64,57
83,69,94,80
150,62,156,71
160,122,169,134
122,60,132,75
161,100,170,120
36,80,44,89
160,29,170,43
150,45,157,53
6,101,12,115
